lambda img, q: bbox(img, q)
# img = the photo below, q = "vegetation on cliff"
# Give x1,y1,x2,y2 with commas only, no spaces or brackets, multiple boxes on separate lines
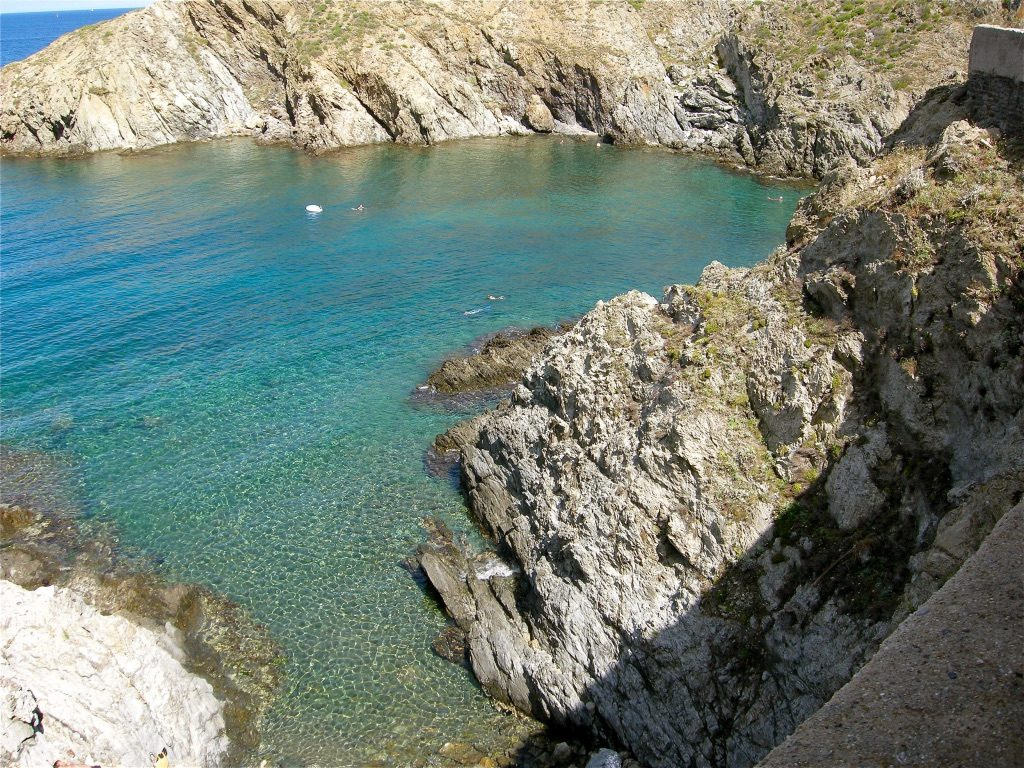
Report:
2,0,1017,178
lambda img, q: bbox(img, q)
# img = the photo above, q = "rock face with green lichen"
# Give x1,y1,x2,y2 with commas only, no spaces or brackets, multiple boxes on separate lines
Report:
422,85,1024,767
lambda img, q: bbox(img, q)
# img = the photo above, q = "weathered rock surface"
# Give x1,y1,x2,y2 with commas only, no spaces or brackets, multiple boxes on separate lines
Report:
426,326,561,397
0,581,227,768
2,1,1015,176
0,501,282,768
1,0,684,155
424,88,1024,767
757,502,1024,768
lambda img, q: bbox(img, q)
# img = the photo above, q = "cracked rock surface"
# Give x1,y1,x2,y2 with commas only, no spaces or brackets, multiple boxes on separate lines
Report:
424,87,1024,768
2,0,1010,177
0,581,228,768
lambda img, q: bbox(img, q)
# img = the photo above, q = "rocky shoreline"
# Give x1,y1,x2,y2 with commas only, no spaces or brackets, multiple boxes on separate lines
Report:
3,3,1023,766
416,324,574,485
0,1,1013,180
417,54,1024,768
0,485,282,768
423,326,568,400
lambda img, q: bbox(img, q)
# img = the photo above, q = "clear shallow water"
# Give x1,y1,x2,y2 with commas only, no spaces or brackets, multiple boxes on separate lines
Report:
1,137,804,765
0,8,139,67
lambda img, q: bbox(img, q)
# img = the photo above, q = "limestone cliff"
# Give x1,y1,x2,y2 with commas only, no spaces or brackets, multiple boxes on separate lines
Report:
420,84,1023,767
1,0,1014,176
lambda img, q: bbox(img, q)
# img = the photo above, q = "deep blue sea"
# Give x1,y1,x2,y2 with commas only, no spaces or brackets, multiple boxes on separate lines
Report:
1,12,808,767
0,8,140,66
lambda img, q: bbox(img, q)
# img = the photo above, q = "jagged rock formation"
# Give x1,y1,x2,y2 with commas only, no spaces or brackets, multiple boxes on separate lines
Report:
757,502,1023,768
425,326,562,397
0,581,227,768
1,0,1014,176
0,501,282,768
421,84,1024,767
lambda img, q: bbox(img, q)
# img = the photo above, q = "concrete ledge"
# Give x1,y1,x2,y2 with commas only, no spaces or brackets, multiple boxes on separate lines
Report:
755,503,1024,768
969,25,1024,82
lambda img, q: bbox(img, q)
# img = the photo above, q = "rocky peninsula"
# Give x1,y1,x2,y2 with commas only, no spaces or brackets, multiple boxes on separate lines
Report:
3,3,1023,767
0,491,281,768
420,26,1024,768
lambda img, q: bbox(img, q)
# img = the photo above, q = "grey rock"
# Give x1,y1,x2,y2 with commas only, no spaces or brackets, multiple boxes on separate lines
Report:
585,748,622,768
1,0,687,156
759,503,1024,768
825,426,891,530
525,94,556,133
424,88,1024,768
3,1,1005,178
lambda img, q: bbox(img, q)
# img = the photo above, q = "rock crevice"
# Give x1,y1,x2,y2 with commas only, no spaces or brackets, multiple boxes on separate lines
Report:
3,1,1014,176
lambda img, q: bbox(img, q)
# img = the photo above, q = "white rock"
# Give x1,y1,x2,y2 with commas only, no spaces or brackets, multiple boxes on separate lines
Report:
586,748,623,768
0,581,229,768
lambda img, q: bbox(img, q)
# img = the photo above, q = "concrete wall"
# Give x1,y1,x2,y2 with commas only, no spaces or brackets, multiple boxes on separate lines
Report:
967,26,1024,132
969,25,1024,82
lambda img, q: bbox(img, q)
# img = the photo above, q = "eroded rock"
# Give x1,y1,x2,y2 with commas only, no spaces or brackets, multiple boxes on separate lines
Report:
423,86,1024,768
0,499,282,767
3,1,1010,177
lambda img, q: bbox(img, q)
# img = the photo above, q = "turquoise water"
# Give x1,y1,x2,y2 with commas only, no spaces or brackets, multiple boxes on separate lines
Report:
1,137,804,765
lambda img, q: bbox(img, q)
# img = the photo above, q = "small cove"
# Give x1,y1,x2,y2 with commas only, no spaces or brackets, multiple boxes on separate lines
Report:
1,136,808,765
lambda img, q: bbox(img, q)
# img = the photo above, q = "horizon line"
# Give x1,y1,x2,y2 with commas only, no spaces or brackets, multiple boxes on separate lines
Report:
1,2,149,14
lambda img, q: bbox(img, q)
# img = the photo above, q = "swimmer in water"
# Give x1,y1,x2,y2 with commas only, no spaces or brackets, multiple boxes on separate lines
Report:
352,204,365,211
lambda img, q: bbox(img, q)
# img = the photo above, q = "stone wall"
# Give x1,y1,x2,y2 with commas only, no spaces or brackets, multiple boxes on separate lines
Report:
968,25,1024,132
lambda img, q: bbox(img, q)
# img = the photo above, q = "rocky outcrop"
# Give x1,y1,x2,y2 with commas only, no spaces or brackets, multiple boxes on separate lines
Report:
422,88,1024,767
425,326,562,398
2,1,1015,177
0,501,282,768
0,0,687,156
757,502,1024,768
1,581,227,768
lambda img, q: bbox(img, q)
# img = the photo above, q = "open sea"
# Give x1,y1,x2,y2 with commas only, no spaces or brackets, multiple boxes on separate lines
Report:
0,11,807,767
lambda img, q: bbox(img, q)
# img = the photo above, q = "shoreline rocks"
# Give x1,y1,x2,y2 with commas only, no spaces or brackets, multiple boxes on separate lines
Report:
1,580,228,768
421,83,1024,767
424,326,564,399
417,324,572,483
2,2,1014,178
0,500,283,768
